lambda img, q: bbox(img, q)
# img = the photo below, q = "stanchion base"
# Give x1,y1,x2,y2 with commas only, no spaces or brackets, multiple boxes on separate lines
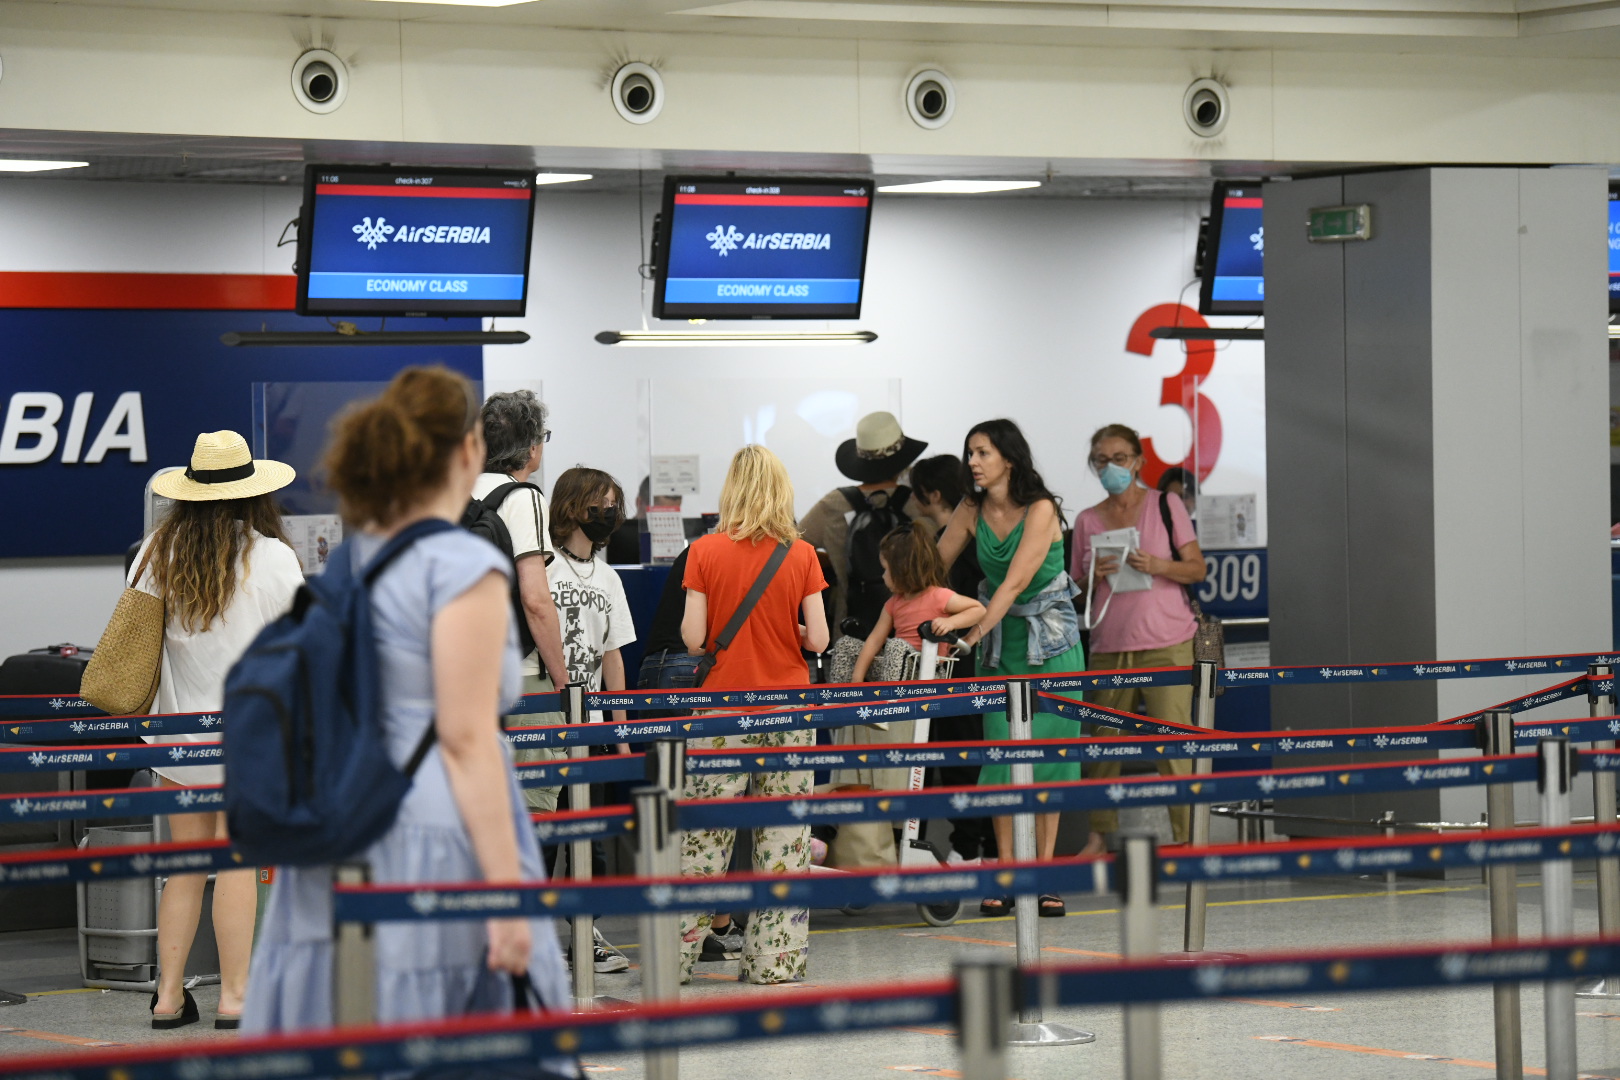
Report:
1576,977,1620,999
0,989,26,1007
1008,1021,1096,1046
1159,951,1250,965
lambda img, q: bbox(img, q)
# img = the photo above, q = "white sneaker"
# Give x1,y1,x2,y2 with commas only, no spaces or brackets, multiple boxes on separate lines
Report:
593,927,630,973
945,852,981,867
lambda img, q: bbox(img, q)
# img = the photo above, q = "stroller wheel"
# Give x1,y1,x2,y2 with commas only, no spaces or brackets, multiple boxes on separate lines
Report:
919,900,961,927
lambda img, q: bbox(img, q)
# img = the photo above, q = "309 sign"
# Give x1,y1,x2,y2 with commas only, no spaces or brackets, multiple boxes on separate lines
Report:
1196,549,1267,618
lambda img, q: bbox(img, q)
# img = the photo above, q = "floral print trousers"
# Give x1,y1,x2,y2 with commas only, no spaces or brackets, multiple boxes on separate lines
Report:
678,726,813,984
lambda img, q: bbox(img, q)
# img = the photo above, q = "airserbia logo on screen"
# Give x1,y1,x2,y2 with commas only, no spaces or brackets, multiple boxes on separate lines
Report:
705,224,832,257
352,216,494,251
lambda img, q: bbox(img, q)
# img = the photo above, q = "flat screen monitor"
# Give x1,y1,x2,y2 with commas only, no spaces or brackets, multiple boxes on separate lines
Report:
1199,182,1264,316
296,165,537,317
1609,186,1620,314
652,176,873,320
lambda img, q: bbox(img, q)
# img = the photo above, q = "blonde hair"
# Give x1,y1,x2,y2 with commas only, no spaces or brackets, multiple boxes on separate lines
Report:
717,445,799,544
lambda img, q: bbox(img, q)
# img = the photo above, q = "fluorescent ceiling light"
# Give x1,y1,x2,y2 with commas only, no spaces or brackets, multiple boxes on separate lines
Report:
596,330,877,347
877,180,1040,194
534,173,592,185
0,160,90,172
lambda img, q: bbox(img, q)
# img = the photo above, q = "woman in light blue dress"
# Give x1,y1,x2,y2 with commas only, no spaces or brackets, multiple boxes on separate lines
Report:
243,367,571,1053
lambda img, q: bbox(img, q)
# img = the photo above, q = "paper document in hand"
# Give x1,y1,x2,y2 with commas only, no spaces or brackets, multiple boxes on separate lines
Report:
1090,526,1153,593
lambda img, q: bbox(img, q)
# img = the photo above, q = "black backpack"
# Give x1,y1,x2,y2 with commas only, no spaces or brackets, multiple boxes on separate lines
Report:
840,484,911,639
461,481,544,668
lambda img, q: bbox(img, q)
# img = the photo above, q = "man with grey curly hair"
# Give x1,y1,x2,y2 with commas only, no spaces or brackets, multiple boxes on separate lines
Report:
472,391,570,797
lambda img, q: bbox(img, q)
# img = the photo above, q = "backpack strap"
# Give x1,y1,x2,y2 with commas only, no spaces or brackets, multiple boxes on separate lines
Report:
1157,491,1204,617
696,542,792,683
839,487,866,514
360,517,460,778
362,518,459,586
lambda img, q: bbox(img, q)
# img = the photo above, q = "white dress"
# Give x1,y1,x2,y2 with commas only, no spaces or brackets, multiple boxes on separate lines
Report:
131,529,304,785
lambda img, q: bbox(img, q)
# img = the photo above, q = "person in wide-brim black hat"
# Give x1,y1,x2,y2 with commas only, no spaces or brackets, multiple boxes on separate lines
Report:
833,411,929,484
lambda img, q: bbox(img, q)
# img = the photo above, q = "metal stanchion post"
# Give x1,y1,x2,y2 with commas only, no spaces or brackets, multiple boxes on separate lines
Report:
1579,663,1620,999
1539,737,1578,1080
1119,832,1162,1080
332,862,376,1028
634,783,681,1080
1479,708,1524,1080
1180,660,1241,960
1005,678,1094,1047
562,684,595,1009
955,954,1016,1080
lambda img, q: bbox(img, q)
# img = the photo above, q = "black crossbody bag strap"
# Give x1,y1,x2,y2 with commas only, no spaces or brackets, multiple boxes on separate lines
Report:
696,542,791,685
1157,491,1202,616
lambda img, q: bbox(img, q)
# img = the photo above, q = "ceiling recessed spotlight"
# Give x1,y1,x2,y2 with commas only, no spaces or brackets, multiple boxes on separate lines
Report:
0,160,90,173
877,180,1040,194
533,173,593,185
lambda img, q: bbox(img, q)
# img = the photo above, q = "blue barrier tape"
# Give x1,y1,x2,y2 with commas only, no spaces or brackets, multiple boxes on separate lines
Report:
1036,695,1224,738
0,840,247,886
531,808,633,846
0,980,959,1080
0,783,224,823
0,712,222,742
1443,675,1593,726
1220,651,1620,689
331,858,1113,925
1038,935,1620,1009
1163,822,1620,883
674,754,1539,831
0,742,223,775
505,691,1003,750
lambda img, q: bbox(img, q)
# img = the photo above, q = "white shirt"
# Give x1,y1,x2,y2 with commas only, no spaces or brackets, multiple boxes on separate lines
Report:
472,472,550,677
548,547,635,721
132,528,304,785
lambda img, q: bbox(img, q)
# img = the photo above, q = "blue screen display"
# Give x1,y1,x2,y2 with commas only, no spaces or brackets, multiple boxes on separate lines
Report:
656,178,872,318
299,168,534,316
1209,186,1264,310
1609,192,1620,308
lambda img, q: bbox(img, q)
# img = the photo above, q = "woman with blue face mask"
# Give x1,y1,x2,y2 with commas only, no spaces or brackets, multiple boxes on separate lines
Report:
1070,424,1207,852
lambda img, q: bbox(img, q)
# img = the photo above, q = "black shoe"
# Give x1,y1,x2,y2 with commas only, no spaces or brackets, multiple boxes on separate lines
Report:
215,1014,242,1030
700,927,743,962
150,988,199,1030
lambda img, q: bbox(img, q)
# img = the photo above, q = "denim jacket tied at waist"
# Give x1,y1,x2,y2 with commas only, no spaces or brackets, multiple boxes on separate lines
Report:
976,572,1083,671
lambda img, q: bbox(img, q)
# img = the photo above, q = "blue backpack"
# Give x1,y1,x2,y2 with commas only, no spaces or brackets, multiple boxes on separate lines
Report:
223,519,455,865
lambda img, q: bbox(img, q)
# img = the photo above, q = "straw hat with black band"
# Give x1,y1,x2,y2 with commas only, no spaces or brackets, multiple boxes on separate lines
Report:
834,411,928,484
151,431,295,502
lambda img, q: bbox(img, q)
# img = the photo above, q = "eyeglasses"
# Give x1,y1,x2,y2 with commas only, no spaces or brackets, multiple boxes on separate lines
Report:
540,429,553,444
1089,452,1137,471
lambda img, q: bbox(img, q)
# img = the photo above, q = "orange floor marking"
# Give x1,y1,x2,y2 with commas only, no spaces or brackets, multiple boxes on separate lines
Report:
1227,998,1340,1012
886,1067,1024,1079
1255,1035,1619,1077
0,1027,127,1049
897,1027,957,1037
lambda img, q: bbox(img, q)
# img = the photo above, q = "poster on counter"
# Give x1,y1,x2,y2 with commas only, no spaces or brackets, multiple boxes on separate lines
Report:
1197,494,1259,549
645,506,686,563
651,455,700,497
281,514,343,576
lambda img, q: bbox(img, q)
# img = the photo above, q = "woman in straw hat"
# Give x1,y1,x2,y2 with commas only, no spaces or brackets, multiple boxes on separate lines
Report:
132,431,303,1029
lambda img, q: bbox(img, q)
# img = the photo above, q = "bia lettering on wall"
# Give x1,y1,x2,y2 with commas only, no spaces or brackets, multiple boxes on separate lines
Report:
0,392,147,465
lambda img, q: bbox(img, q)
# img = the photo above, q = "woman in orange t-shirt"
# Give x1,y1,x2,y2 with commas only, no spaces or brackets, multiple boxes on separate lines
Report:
676,445,829,984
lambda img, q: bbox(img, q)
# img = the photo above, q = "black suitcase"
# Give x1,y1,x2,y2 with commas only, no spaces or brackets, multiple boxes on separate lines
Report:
0,644,139,789
0,643,93,703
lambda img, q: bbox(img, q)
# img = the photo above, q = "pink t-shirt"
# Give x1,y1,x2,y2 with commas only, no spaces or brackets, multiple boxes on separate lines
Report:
1071,491,1199,655
884,586,955,650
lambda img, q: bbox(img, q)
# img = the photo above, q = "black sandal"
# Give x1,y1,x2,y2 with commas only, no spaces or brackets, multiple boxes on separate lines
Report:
150,988,199,1030
1038,894,1066,918
979,895,1013,917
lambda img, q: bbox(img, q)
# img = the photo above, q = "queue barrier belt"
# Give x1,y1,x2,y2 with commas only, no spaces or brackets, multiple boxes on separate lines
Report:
6,934,1620,1080
0,746,1554,826
330,821,1620,924
3,705,1614,784
5,647,1616,724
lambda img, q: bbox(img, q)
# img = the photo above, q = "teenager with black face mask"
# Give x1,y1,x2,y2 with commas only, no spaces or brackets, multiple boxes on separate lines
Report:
545,466,637,972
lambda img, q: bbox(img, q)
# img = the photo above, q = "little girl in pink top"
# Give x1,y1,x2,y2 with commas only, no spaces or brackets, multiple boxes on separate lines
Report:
852,520,986,680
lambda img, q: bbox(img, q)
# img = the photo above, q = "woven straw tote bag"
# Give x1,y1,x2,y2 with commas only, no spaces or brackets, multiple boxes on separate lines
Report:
81,553,164,716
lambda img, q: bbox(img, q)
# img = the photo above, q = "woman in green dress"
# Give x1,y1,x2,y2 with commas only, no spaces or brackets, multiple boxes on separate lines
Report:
938,419,1086,918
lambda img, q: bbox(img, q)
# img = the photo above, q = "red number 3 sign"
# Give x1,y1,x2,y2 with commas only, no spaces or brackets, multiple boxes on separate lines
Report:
1124,303,1223,488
